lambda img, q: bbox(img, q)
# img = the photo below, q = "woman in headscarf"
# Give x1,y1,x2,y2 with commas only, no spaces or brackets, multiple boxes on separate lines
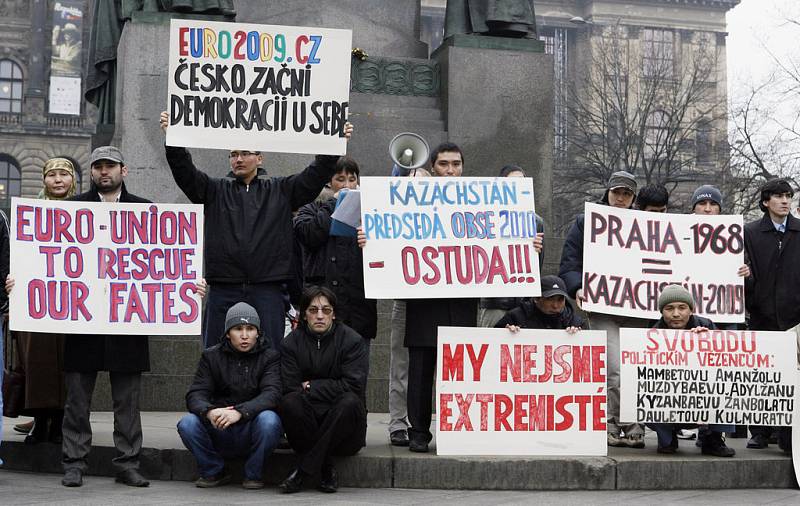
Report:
12,157,77,443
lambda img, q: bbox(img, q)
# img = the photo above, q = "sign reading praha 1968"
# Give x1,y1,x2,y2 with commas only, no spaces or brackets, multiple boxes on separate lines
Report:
9,199,204,335
581,203,745,323
166,19,352,155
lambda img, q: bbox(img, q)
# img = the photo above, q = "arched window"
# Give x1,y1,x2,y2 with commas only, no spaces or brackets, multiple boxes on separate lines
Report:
0,154,22,211
0,59,24,113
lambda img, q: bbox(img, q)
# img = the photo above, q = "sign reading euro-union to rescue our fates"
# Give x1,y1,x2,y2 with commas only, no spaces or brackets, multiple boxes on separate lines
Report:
620,328,798,426
360,177,542,299
581,203,745,323
166,19,352,155
436,327,608,456
9,198,204,335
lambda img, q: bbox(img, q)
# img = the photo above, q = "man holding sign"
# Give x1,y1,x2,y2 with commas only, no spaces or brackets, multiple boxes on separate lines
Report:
160,112,353,350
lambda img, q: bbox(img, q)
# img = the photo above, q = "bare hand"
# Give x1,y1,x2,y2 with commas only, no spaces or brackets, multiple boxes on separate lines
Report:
575,289,585,310
566,326,581,335
216,407,242,429
357,226,366,248
5,274,14,295
160,111,169,133
690,326,710,333
206,407,225,428
302,380,311,391
195,278,208,298
533,233,544,254
505,324,520,333
343,121,354,141
737,264,750,278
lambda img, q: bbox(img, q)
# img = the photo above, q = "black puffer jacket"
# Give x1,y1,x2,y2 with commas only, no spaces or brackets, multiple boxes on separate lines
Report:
495,299,586,330
293,198,377,339
185,336,281,421
280,322,368,411
165,146,338,283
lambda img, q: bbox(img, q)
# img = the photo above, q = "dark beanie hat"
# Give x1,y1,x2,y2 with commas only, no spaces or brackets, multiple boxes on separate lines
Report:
691,185,723,210
607,171,637,192
759,179,794,212
658,285,695,312
223,302,261,340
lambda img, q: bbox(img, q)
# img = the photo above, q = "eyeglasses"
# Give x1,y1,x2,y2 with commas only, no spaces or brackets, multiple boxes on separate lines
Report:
229,151,258,159
306,306,334,315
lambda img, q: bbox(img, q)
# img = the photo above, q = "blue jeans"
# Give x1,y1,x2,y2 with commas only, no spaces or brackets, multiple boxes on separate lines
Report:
203,282,285,349
648,423,735,448
177,411,283,481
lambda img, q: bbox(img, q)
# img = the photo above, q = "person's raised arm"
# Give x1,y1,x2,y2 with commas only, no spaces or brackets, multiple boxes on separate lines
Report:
160,111,211,204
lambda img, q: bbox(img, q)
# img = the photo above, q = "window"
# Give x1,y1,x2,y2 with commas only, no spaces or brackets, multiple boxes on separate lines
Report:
696,119,712,163
642,29,674,78
645,110,670,160
0,155,22,211
0,59,23,113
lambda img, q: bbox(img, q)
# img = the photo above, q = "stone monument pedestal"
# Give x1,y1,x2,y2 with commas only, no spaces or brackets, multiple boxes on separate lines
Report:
434,35,554,227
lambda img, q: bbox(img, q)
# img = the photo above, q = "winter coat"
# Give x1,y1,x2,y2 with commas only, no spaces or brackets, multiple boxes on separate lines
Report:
280,322,368,412
652,314,716,331
293,198,377,339
495,299,585,330
64,183,150,373
744,213,800,331
404,298,477,347
185,336,281,421
164,146,338,284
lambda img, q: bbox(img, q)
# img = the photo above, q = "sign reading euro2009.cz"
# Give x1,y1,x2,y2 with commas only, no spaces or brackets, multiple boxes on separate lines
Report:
581,203,745,323
620,328,798,426
9,199,204,335
436,327,608,456
360,177,542,299
166,19,352,155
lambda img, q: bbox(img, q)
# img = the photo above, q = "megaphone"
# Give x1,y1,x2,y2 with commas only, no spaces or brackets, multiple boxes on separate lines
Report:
389,132,430,170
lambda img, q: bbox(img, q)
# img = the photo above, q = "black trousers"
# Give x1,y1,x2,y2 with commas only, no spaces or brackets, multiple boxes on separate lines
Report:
280,391,366,476
407,346,437,444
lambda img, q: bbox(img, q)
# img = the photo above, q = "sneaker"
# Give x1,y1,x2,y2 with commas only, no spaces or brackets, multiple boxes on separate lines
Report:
623,434,645,449
607,433,626,447
390,429,410,447
676,429,697,440
195,473,232,488
701,433,735,458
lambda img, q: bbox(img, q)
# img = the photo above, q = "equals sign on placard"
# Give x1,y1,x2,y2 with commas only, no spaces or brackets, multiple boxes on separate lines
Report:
641,258,672,275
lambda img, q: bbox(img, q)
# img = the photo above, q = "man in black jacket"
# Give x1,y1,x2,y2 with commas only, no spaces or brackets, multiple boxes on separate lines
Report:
647,285,735,457
160,112,353,349
61,146,152,488
278,286,368,494
495,275,584,332
743,178,797,453
177,302,283,489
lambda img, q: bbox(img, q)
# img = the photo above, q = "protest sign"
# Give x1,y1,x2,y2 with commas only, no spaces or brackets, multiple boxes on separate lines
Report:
166,19,351,155
436,327,607,456
581,202,745,322
620,328,797,426
9,199,204,335
360,177,541,299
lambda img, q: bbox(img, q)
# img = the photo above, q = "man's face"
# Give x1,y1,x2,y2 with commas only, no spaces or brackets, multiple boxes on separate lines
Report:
642,204,667,213
693,199,721,215
229,150,263,180
91,160,127,193
534,295,566,316
431,151,463,177
661,302,692,329
330,170,358,193
305,295,335,334
227,324,258,352
766,192,793,219
608,187,635,209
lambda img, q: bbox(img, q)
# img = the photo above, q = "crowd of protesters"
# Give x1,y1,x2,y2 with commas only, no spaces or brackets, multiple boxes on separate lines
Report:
0,121,797,493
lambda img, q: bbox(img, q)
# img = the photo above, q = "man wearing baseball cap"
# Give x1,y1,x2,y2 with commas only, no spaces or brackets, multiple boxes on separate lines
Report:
495,275,585,332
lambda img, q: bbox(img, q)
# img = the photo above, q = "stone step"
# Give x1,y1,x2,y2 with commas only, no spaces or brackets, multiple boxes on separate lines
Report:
1,413,797,490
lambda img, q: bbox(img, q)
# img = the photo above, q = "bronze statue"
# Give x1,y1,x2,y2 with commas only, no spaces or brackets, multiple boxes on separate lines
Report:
445,0,537,39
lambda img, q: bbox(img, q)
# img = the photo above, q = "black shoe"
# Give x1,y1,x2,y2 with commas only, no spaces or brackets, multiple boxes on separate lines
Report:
62,469,83,487
701,433,736,458
25,417,48,445
277,434,292,450
279,468,305,494
13,420,34,434
777,428,793,454
195,473,232,488
390,429,410,447
747,434,769,449
657,430,679,454
409,438,429,453
115,469,150,487
317,463,338,493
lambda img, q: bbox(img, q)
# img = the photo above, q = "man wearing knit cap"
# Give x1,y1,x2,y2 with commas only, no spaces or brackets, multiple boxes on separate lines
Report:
690,185,724,215
648,285,736,457
559,170,647,449
177,302,283,489
743,178,797,453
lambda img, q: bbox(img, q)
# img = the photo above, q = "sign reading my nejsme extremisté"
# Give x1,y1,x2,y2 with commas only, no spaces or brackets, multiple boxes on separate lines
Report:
581,203,745,323
166,19,352,155
9,199,204,335
620,328,797,427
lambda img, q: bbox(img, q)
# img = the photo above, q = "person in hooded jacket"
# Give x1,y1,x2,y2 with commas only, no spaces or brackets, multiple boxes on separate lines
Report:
160,111,353,349
177,302,283,490
278,286,368,494
495,275,585,332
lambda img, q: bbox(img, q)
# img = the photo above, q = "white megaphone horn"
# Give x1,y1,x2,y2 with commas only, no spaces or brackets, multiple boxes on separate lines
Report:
389,132,430,170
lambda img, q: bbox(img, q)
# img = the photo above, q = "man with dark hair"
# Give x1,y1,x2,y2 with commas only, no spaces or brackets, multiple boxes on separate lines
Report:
635,183,669,212
691,185,723,215
743,178,797,454
278,286,368,493
495,275,584,332
160,112,352,349
429,142,465,177
177,303,283,489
